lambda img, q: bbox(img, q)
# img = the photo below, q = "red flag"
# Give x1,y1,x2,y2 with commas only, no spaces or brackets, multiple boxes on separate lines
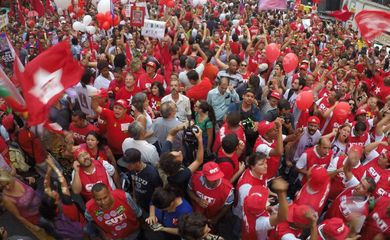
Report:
20,41,84,125
27,0,45,16
6,36,24,87
125,42,132,65
16,0,25,25
355,10,390,41
329,5,353,22
46,0,55,14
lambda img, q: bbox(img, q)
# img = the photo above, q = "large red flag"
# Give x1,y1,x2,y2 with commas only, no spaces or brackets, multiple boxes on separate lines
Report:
329,5,353,22
20,41,84,125
355,10,390,41
28,0,45,16
46,0,55,14
15,0,25,25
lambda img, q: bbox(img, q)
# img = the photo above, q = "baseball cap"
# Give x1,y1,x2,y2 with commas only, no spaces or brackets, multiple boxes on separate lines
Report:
258,121,276,136
287,204,312,225
244,185,268,216
146,61,157,68
202,162,224,181
356,107,368,116
258,63,268,73
98,89,109,98
117,148,141,168
73,147,88,160
308,166,330,191
319,218,349,240
308,116,320,125
270,91,281,100
114,99,128,109
300,64,308,70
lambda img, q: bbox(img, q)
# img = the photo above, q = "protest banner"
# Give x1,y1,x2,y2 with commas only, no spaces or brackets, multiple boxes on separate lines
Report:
141,20,166,39
0,32,13,63
130,6,145,27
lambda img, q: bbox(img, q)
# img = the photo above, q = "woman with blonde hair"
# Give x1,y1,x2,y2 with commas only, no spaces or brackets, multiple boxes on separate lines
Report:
0,169,41,231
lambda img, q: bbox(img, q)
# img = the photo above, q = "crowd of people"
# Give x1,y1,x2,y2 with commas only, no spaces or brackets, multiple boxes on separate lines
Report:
0,0,390,239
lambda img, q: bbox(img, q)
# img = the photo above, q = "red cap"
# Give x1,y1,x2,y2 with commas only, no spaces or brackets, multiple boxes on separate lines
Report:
1,115,14,130
244,185,268,216
320,218,349,240
258,121,276,136
114,99,128,109
287,204,312,225
202,162,224,181
323,48,329,52
270,91,281,100
308,116,320,125
146,61,157,68
356,107,367,116
348,145,363,157
300,64,308,70
73,147,88,160
308,166,330,191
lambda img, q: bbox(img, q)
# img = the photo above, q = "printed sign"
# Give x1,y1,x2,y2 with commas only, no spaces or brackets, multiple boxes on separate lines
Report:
0,13,8,29
141,20,166,39
0,32,13,63
130,6,145,27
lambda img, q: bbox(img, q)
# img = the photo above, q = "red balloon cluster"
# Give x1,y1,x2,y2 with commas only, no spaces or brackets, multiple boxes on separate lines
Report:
96,12,120,30
160,0,175,8
68,0,85,18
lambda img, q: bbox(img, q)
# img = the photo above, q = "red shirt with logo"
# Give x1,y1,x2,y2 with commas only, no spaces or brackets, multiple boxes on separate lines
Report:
364,159,390,199
190,171,233,219
69,123,99,145
77,160,113,201
361,196,390,239
294,182,330,214
100,108,134,155
115,86,142,104
137,73,165,91
86,190,140,239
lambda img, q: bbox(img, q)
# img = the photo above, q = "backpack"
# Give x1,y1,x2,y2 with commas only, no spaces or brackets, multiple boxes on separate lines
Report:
8,145,30,172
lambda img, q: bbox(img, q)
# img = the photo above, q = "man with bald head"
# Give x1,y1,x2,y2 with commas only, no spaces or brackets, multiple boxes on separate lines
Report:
295,137,333,186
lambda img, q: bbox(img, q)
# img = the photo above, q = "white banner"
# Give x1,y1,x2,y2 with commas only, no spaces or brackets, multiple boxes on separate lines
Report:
141,20,166,39
0,13,8,29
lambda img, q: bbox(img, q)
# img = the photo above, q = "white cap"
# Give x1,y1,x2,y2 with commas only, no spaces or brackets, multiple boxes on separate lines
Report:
258,63,268,72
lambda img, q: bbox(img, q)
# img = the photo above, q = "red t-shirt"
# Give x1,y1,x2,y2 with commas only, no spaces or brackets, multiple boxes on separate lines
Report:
147,94,162,113
361,196,390,239
69,123,99,145
115,86,142,103
108,79,125,96
100,108,133,155
186,78,213,102
217,149,239,181
137,73,165,91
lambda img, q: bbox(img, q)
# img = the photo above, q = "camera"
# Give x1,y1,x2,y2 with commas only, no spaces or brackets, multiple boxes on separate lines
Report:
183,125,199,145
242,118,255,131
282,114,291,124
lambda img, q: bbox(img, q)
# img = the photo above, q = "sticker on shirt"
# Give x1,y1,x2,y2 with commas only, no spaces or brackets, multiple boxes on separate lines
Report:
121,123,130,132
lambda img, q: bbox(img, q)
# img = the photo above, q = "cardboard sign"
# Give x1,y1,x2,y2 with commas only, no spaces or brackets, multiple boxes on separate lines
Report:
141,20,166,39
125,2,149,19
130,6,145,27
0,32,13,63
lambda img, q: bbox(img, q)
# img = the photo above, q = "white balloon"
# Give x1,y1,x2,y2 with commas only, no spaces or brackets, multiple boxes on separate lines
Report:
72,21,82,31
120,0,128,4
199,0,206,5
97,0,111,13
83,15,92,25
192,0,199,6
57,8,63,15
86,26,96,34
54,0,71,10
79,23,87,32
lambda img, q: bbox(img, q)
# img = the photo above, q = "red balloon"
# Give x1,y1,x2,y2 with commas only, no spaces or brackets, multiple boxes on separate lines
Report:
77,9,85,17
113,15,119,25
105,11,112,21
333,102,351,121
166,0,175,8
265,43,280,64
23,8,29,15
159,0,168,5
282,53,299,73
296,91,314,110
27,19,35,28
96,13,105,21
290,22,297,31
68,5,74,12
102,21,111,30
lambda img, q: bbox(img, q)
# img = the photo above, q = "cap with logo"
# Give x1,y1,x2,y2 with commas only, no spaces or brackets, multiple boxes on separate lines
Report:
257,121,276,136
319,218,349,240
202,162,224,181
308,116,320,125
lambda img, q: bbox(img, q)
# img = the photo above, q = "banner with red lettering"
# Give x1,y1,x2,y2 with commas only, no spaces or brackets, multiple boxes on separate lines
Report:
355,10,390,41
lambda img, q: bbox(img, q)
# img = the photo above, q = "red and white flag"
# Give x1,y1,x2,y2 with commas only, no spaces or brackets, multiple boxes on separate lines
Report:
355,10,390,41
329,5,353,22
20,41,84,125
